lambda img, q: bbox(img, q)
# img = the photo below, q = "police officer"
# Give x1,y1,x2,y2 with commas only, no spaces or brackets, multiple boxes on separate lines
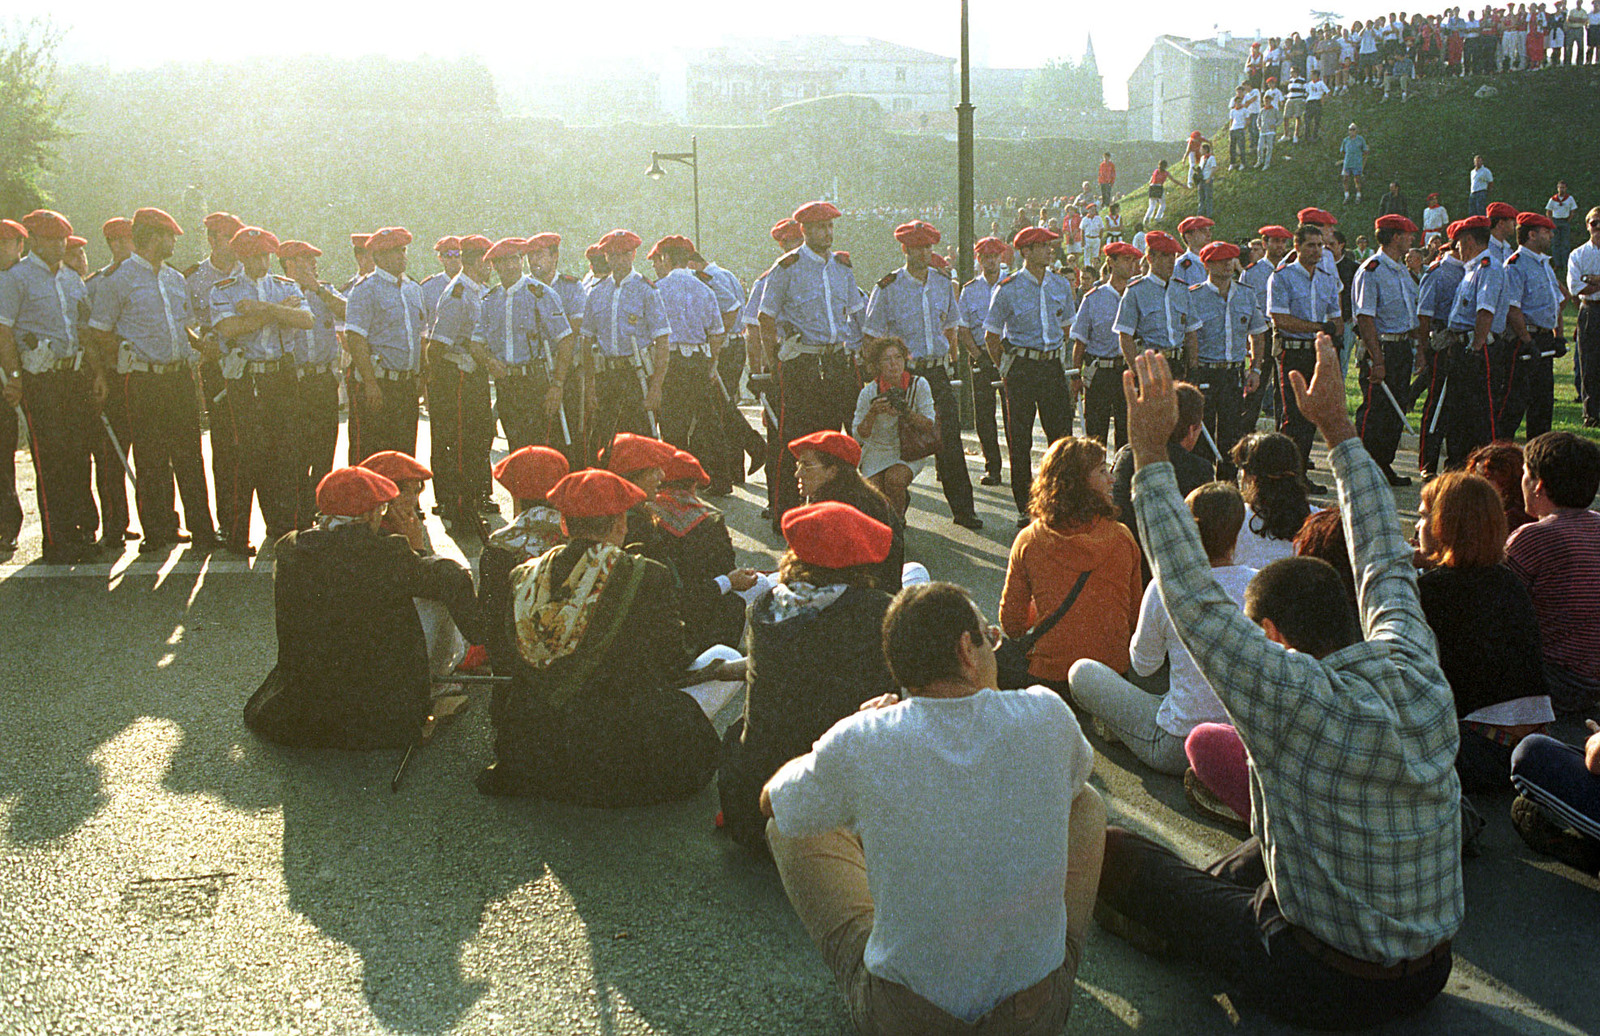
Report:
425,234,494,532
983,225,1077,526
420,236,463,335
474,238,574,460
0,219,25,549
340,233,374,294
579,230,668,452
956,236,1009,485
1240,225,1293,431
343,226,427,464
1352,214,1421,486
1442,215,1508,468
524,233,590,471
1182,241,1269,478
1486,202,1518,265
187,212,244,539
87,208,218,553
1412,223,1469,478
686,246,763,487
278,240,345,528
744,218,805,513
647,235,729,492
1267,223,1344,481
1114,229,1186,374
209,227,314,553
0,210,96,563
581,243,608,291
756,202,863,525
1173,215,1215,290
1502,211,1567,440
85,217,136,548
863,220,981,529
1071,241,1142,449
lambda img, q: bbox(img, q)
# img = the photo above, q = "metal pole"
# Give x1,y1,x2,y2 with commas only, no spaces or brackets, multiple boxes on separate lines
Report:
956,0,975,285
691,135,701,250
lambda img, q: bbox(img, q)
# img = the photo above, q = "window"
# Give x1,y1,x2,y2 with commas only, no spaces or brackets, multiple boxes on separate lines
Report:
896,67,907,83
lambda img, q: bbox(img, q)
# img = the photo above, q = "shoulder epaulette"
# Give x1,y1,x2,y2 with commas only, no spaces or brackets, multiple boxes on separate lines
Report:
558,272,578,283
1505,252,1519,265
834,253,851,267
1479,256,1492,267
527,280,546,297
214,277,236,289
777,252,800,269
1179,257,1194,269
271,274,295,284
962,277,977,289
694,270,713,283
1362,257,1381,271
1277,251,1297,269
182,262,201,277
998,272,1018,286
930,267,951,280
877,271,897,290
450,282,465,298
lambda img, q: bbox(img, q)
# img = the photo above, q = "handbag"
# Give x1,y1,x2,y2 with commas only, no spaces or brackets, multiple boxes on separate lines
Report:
994,570,1092,690
896,376,942,462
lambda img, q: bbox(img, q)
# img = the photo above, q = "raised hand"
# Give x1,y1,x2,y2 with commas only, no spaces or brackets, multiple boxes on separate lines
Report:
1286,332,1356,446
1121,349,1179,468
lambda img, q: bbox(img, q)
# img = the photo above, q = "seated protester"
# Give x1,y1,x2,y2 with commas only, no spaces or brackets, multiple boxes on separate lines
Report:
476,469,718,805
1111,381,1213,581
1001,436,1142,694
1230,431,1314,569
479,446,570,670
1415,472,1551,793
790,430,907,593
718,502,898,854
1069,481,1253,775
599,433,678,550
1294,508,1356,606
648,447,756,653
1504,431,1600,715
1099,339,1462,1030
1509,719,1600,876
851,336,938,518
359,451,433,553
761,583,1106,1034
244,467,483,749
1466,441,1534,534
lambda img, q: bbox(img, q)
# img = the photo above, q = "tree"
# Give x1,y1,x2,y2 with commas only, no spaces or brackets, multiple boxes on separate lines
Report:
0,20,70,217
1022,57,1104,114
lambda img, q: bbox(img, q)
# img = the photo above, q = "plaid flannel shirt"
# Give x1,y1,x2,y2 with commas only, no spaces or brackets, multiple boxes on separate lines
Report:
1132,438,1464,964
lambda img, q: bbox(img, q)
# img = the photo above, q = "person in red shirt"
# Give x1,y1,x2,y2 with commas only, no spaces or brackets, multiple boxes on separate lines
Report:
1098,152,1117,208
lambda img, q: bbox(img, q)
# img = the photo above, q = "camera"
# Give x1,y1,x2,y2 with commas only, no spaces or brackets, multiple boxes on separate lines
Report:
877,386,909,413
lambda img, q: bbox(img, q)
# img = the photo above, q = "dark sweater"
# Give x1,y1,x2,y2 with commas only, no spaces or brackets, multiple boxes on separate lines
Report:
1416,562,1548,718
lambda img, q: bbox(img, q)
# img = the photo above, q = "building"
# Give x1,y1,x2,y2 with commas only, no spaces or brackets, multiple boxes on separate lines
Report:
1125,34,1257,142
687,36,954,130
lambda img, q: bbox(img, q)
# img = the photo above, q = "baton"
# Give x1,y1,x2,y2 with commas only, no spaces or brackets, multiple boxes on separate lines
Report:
1199,422,1221,462
1380,381,1415,435
391,713,436,791
100,414,138,491
1428,377,1448,436
0,368,27,437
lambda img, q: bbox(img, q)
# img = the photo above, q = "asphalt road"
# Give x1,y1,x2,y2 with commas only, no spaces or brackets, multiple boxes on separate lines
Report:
1,409,1596,1036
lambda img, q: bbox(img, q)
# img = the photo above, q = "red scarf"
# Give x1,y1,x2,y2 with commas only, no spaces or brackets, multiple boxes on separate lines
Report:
876,370,911,395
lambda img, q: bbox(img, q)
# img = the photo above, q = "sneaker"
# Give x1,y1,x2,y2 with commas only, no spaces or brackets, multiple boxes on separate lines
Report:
1344,192,1352,203
1183,768,1250,831
1511,795,1600,873
1355,192,1363,202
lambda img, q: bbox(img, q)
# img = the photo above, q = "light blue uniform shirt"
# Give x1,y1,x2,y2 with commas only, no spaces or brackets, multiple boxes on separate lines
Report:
186,258,240,334
1070,282,1125,359
1112,273,1182,350
655,268,723,352
1447,254,1509,335
581,272,669,358
757,245,864,347
959,274,1002,335
863,267,961,361
430,272,489,351
1267,260,1340,329
1351,251,1419,335
843,286,868,354
1502,247,1562,330
1416,255,1466,321
1239,257,1276,309
343,268,427,373
544,273,587,331
1487,234,1514,266
475,277,573,367
1184,280,1268,362
420,271,452,334
982,267,1075,350
0,253,85,357
1173,251,1207,289
210,273,309,363
88,254,196,365
702,262,745,316
742,270,771,330
291,286,344,366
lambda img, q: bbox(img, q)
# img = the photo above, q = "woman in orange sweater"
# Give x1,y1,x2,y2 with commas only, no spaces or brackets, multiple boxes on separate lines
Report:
1000,437,1143,695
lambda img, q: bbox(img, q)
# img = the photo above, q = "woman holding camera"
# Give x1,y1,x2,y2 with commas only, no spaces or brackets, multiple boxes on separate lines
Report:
852,336,937,517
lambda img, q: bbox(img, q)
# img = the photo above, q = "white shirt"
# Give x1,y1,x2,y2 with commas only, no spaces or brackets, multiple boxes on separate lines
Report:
1470,165,1495,194
1198,154,1218,182
1547,193,1580,221
1567,240,1600,298
767,688,1094,1024
1423,204,1451,233
1233,502,1311,570
1229,104,1251,130
1131,565,1258,736
1306,78,1330,101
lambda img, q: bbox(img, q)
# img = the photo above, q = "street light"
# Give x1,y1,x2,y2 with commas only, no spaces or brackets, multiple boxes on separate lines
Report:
645,135,701,248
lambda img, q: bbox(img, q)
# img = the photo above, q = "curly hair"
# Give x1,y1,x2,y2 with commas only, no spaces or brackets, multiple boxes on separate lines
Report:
776,551,879,590
1029,436,1115,528
862,336,909,375
1232,432,1310,542
1465,441,1524,511
809,452,898,529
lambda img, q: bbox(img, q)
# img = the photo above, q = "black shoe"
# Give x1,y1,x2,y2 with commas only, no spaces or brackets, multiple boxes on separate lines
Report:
760,506,772,520
0,534,16,552
172,530,193,544
138,537,174,555
123,530,141,540
953,513,984,530
748,452,768,476
223,540,256,557
979,472,1004,486
1511,795,1600,874
1016,515,1031,529
1382,465,1412,487
704,482,734,497
41,546,88,565
477,498,502,517
189,532,223,552
94,535,125,554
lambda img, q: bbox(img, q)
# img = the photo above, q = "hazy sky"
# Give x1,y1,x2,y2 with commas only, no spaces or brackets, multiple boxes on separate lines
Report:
38,0,1330,109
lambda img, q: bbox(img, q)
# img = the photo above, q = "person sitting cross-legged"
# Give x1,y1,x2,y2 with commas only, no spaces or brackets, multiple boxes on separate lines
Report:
762,582,1106,1035
1096,337,1462,1030
478,446,571,668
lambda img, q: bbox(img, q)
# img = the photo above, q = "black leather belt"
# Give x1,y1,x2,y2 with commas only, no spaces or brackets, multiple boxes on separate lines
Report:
1195,360,1246,370
1290,927,1451,983
597,354,643,372
297,362,335,377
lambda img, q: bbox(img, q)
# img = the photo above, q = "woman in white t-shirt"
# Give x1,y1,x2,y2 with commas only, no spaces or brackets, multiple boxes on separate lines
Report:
853,336,937,517
1230,431,1314,569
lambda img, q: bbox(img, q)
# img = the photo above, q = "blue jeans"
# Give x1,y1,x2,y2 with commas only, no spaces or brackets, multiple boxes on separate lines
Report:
1511,734,1600,842
1553,219,1571,274
1198,179,1214,217
1468,190,1488,217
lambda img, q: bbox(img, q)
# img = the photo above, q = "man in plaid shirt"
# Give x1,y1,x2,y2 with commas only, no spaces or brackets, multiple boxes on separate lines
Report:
1096,336,1463,1029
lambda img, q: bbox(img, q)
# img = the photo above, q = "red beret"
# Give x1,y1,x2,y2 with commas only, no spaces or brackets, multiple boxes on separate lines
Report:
1485,202,1518,222
1199,241,1241,263
434,236,462,252
600,229,643,254
133,208,183,235
1426,193,1441,202
793,200,842,224
928,253,951,269
0,219,26,241
101,217,133,240
834,250,851,263
65,235,87,249
21,210,72,239
1375,214,1419,233
1460,215,1491,230
484,237,525,261
1176,215,1215,235
547,469,647,518
359,450,432,483
1516,211,1556,230
1446,220,1468,240
781,501,892,569
1296,207,1337,226
1257,224,1293,239
524,232,562,253
787,429,862,467
1103,241,1143,259
366,227,413,252
770,218,804,243
204,212,245,236
459,234,494,254
1013,226,1061,248
278,240,322,260
316,466,399,517
661,447,710,486
1142,230,1182,255
602,432,676,474
493,446,570,502
646,234,695,260
350,232,372,250
228,226,280,258
893,221,941,248
584,243,605,261
973,236,1007,257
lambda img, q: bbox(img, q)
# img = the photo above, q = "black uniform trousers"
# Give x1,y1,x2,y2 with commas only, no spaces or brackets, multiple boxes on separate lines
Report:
1192,363,1248,479
773,349,856,522
17,368,97,551
346,370,420,466
592,364,655,456
1240,328,1274,433
1001,353,1074,515
430,361,494,523
1443,336,1497,470
1578,302,1600,426
1081,358,1128,450
1487,335,1527,443
199,357,237,537
1354,338,1414,469
1274,343,1319,470
92,372,132,539
910,362,977,521
0,389,23,542
498,370,556,452
124,368,215,542
715,337,766,485
213,367,299,545
1411,343,1449,475
659,352,731,488
969,354,1004,479
294,369,340,529
1497,331,1559,441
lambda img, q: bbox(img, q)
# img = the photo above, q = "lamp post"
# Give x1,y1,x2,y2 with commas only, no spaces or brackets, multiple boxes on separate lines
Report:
957,0,975,284
646,135,701,248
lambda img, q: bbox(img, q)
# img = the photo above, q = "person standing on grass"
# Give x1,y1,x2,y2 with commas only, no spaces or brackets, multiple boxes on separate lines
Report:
1341,123,1370,203
1227,88,1251,172
1098,152,1117,209
1469,155,1494,217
